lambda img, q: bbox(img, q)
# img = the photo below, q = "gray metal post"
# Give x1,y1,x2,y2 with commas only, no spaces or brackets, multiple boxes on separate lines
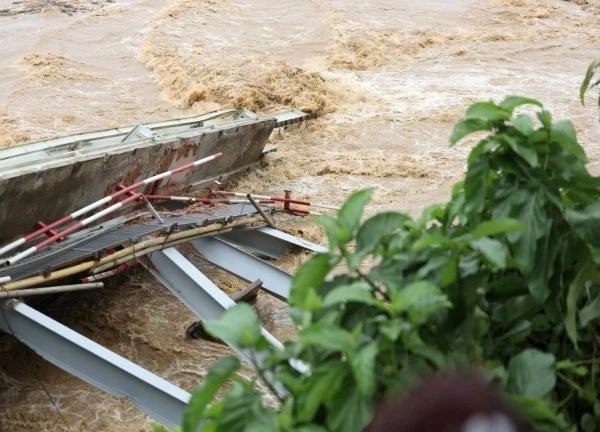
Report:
192,237,293,302
0,300,190,427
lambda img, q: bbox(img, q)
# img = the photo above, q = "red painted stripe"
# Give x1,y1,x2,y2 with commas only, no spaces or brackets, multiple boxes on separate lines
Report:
270,197,311,206
109,181,143,199
145,195,174,200
290,209,311,215
33,193,141,251
22,215,74,241
35,221,84,250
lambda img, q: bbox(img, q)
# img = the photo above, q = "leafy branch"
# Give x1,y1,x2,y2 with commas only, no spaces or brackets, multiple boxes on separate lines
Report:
580,60,600,107
173,93,600,432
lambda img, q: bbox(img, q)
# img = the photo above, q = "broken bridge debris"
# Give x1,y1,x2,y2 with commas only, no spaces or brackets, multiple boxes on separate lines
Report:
0,108,325,427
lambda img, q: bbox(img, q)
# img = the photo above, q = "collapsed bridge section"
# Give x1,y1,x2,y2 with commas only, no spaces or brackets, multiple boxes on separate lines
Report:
0,107,323,427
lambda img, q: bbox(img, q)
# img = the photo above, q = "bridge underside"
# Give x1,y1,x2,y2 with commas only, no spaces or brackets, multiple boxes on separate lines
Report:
0,210,324,427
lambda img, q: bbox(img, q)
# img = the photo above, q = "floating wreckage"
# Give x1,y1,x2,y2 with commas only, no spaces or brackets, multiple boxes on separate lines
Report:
0,107,314,243
0,108,325,427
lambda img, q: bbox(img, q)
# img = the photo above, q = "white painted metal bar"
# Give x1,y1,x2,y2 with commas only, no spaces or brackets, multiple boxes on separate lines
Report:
192,237,293,302
0,301,190,427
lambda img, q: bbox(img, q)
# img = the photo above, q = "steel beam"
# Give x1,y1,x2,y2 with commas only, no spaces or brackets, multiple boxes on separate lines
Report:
192,237,293,302
0,300,190,427
218,227,326,259
148,248,306,390
148,248,283,351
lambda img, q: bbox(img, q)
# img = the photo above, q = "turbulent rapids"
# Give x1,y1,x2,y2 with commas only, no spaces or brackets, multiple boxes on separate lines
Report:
1,0,600,430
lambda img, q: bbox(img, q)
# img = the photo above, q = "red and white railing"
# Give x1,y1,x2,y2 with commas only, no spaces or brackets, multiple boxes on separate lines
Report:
0,152,222,264
215,191,340,210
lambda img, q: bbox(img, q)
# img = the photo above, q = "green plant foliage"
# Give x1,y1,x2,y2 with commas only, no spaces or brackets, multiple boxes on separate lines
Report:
580,60,600,107
175,96,600,432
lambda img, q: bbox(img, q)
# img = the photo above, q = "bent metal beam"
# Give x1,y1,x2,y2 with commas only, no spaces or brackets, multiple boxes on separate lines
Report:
0,300,190,427
147,248,293,397
217,226,327,259
192,237,293,301
148,247,284,351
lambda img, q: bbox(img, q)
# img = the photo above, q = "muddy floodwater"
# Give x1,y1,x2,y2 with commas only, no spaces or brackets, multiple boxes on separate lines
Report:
0,0,599,430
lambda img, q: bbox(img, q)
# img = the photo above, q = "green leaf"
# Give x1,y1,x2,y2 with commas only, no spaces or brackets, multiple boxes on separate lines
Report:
380,319,411,341
299,323,357,353
439,251,459,287
467,138,500,164
512,114,534,136
500,96,543,114
580,292,600,328
470,237,508,268
566,202,600,247
412,233,454,251
326,382,372,432
581,413,596,432
356,212,409,255
565,263,592,348
556,359,588,377
289,253,332,312
215,382,276,432
410,343,446,368
513,193,547,276
183,356,240,432
580,59,600,105
527,218,556,303
317,214,343,250
336,188,375,241
323,281,376,307
296,363,349,422
537,110,553,129
277,398,293,430
450,118,491,145
203,304,262,348
465,101,510,122
349,342,378,396
510,395,567,428
464,155,489,217
502,134,538,167
550,120,587,162
391,281,451,324
292,426,330,432
472,218,524,239
500,320,531,342
506,349,556,398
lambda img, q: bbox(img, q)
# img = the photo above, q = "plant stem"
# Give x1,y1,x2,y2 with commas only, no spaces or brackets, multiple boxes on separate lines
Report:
249,351,286,404
357,267,391,301
556,371,583,393
556,389,574,410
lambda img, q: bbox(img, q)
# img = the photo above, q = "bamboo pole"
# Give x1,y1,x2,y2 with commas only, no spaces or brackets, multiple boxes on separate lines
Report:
88,226,235,274
0,216,263,291
0,283,104,298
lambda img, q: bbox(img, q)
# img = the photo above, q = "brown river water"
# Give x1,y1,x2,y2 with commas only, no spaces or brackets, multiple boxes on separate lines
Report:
1,0,599,430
